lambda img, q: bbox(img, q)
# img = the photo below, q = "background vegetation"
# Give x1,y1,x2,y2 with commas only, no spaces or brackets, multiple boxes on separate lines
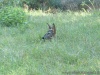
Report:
0,0,100,11
0,0,100,75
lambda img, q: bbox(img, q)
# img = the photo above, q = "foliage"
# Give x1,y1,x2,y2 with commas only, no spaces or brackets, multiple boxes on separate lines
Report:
0,6,27,27
0,0,22,7
0,0,100,11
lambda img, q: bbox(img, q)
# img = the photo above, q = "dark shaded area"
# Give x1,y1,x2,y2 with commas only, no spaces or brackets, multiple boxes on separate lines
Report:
0,0,100,11
22,0,100,11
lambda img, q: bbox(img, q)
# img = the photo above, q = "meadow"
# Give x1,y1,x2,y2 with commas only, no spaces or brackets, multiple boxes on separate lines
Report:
0,10,100,75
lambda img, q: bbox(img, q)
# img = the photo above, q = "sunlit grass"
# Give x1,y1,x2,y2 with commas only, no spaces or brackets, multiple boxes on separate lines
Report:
0,10,100,75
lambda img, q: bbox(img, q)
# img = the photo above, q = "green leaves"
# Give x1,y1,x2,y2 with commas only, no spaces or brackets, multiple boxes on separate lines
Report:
0,6,27,27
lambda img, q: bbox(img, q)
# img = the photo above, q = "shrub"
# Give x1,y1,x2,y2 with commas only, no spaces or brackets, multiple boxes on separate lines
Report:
21,0,100,11
49,0,61,8
0,6,27,27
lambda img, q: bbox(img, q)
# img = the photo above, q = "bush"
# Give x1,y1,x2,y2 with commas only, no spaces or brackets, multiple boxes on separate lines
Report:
0,6,27,27
49,0,61,8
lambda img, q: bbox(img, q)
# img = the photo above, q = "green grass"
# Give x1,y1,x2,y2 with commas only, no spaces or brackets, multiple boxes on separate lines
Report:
0,10,100,75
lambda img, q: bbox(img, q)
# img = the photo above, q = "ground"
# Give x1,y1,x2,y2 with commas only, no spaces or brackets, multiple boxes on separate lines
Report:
0,10,100,75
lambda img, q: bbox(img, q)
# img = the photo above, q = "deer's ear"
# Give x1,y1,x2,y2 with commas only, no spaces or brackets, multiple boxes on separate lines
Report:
53,23,55,25
52,23,55,28
52,23,56,35
47,23,51,29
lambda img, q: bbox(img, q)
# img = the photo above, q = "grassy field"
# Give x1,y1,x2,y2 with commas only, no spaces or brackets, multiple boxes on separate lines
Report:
0,10,100,75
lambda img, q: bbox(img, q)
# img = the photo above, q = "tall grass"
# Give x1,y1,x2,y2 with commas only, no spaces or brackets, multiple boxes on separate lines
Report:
0,10,100,75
